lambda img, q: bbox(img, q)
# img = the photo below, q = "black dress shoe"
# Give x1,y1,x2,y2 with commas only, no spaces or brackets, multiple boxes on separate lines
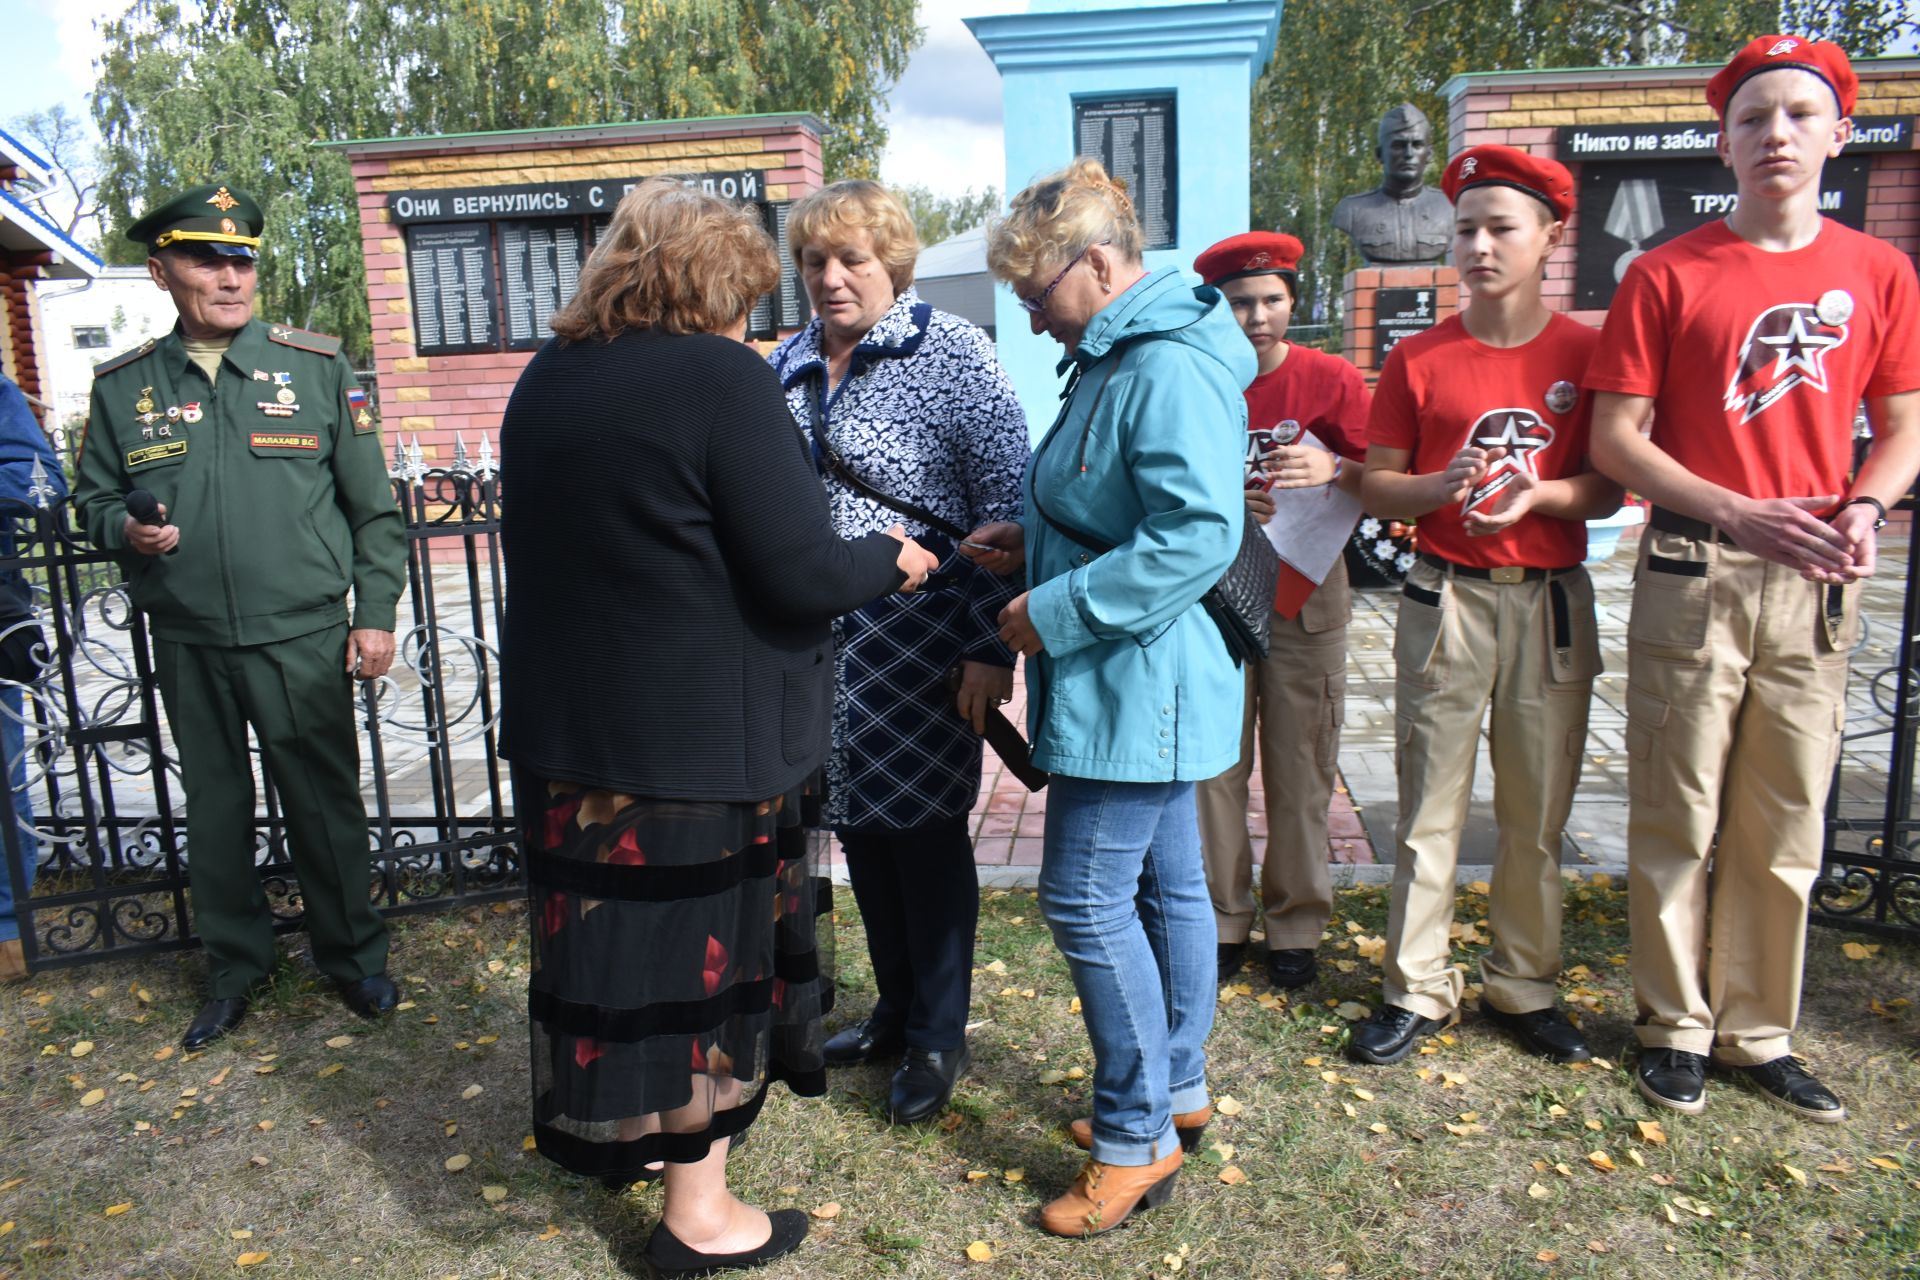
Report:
1264,947,1317,991
183,997,249,1050
1480,999,1592,1064
1216,941,1247,986
1347,1004,1454,1066
1730,1056,1846,1124
642,1207,808,1277
339,973,399,1019
822,1015,906,1067
889,1042,971,1124
1636,1047,1707,1115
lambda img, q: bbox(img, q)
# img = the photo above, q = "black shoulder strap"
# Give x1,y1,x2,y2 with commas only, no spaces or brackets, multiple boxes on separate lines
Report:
805,378,970,543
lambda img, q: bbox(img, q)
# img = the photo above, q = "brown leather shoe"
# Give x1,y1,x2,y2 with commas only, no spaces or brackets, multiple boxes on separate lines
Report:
1038,1150,1183,1237
1067,1105,1211,1153
0,937,25,983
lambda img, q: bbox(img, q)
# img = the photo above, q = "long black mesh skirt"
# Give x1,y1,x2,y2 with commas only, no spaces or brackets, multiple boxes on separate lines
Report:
519,772,834,1183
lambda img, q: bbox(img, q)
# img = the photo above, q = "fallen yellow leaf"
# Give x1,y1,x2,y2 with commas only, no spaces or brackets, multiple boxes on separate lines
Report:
1635,1120,1668,1145
1869,1157,1903,1172
1334,1001,1372,1021
522,1136,537,1152
1627,1149,1646,1168
1466,880,1490,895
1351,1088,1375,1102
1536,1250,1559,1263
70,1041,94,1058
462,1085,484,1100
1588,1150,1617,1172
1586,1241,1611,1254
537,1225,562,1242
104,1202,133,1217
811,1202,842,1219
325,1035,354,1049
80,1088,106,1107
965,1240,994,1262
208,1067,232,1087
1528,1183,1551,1199
1215,1095,1244,1117
1584,1118,1604,1131
1218,1165,1247,1185
0,1222,12,1236
476,1035,499,1046
317,1063,345,1078
256,1120,274,1132
482,1185,508,1203
1781,1164,1807,1185
1003,1169,1024,1184
445,1154,472,1172
153,1046,174,1061
1841,941,1879,961
236,1251,269,1267
0,1177,26,1192
965,1170,990,1182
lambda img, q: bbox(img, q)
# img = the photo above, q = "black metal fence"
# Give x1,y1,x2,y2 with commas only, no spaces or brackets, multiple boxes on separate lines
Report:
2,445,522,973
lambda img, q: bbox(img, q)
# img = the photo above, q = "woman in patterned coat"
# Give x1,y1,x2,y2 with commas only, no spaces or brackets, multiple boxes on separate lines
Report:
770,180,1030,1126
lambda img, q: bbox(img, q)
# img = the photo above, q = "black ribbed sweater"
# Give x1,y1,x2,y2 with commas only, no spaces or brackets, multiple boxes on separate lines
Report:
499,328,904,800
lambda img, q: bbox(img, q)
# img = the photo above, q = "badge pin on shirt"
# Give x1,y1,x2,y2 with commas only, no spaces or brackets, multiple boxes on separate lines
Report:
134,387,155,415
1816,289,1854,327
1544,380,1577,415
1273,419,1301,445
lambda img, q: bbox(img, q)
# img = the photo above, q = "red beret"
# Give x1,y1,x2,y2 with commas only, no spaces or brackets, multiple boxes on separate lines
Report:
1194,232,1304,287
1441,145,1575,223
1706,35,1856,118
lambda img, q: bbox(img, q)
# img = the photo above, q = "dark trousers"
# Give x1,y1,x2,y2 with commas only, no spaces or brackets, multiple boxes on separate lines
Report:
839,814,979,1052
153,623,388,997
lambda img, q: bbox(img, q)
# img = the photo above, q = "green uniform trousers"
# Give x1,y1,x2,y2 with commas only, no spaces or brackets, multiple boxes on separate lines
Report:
153,622,388,997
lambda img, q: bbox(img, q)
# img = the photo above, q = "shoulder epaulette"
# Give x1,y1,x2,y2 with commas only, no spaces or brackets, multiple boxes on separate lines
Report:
266,324,343,357
90,338,159,378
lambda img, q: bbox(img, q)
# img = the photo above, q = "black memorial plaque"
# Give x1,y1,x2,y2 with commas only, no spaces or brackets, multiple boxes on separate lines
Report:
1572,156,1871,310
1374,287,1439,363
501,220,587,350
1074,94,1177,250
405,222,498,357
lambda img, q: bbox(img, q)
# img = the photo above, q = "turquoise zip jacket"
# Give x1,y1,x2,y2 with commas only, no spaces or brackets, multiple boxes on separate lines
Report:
1023,266,1255,782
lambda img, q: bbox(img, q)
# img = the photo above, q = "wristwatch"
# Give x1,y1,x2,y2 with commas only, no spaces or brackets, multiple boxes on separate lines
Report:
1840,496,1888,529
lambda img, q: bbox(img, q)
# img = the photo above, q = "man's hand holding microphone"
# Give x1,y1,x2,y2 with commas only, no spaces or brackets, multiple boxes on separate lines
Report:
123,488,179,556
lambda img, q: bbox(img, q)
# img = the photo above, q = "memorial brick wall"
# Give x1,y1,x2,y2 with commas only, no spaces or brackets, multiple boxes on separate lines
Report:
1442,58,1920,331
336,114,825,472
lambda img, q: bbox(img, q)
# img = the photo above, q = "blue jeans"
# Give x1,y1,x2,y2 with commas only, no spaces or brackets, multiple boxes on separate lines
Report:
0,685,34,943
1038,776,1214,1165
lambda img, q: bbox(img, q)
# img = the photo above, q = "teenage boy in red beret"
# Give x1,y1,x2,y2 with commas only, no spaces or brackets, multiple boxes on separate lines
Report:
1587,36,1920,1121
1192,232,1371,992
1353,145,1620,1067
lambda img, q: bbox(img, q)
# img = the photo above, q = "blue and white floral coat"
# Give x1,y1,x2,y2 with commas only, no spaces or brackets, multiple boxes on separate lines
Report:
770,288,1030,831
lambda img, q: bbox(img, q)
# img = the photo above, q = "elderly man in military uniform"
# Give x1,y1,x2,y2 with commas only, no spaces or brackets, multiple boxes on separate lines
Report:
1333,103,1455,265
73,184,406,1049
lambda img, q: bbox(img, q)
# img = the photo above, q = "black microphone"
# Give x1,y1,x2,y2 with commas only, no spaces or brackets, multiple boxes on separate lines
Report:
125,489,178,556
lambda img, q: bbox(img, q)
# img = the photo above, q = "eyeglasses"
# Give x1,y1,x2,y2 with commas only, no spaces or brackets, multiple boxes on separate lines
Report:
1018,241,1111,316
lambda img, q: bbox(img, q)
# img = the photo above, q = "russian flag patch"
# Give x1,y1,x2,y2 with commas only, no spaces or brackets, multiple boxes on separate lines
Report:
345,386,369,410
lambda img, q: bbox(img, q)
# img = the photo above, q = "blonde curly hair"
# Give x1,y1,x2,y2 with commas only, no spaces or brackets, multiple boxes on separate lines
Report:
787,180,921,292
986,157,1143,286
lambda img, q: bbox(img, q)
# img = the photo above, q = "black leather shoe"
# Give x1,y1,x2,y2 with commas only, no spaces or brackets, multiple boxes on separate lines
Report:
642,1207,808,1277
182,997,249,1050
1264,947,1317,991
339,973,399,1019
1730,1056,1846,1124
822,1015,906,1067
1216,942,1247,986
889,1042,971,1125
1480,998,1592,1064
1636,1048,1707,1115
1347,1004,1454,1066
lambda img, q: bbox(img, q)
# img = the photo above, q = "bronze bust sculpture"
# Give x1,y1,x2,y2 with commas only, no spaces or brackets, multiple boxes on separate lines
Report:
1333,103,1454,265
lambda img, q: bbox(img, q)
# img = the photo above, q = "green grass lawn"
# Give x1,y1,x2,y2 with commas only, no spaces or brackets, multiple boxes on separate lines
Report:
1,876,1916,1279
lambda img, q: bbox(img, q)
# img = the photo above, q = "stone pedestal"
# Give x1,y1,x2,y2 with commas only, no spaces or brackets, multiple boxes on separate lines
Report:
1342,265,1460,377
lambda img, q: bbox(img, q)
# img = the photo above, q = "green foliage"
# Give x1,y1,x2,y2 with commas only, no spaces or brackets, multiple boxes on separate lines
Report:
895,183,1000,248
1252,0,1918,330
93,0,923,363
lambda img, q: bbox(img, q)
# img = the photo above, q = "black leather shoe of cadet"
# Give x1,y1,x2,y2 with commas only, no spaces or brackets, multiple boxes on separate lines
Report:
889,1042,971,1124
1635,1047,1708,1115
1216,941,1246,986
339,973,400,1019
1347,1004,1455,1066
1264,947,1317,991
1731,1056,1846,1123
822,1015,906,1067
182,997,250,1050
1479,998,1592,1064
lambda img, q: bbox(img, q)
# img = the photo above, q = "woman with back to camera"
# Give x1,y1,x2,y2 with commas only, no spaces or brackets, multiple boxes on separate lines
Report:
499,179,938,1277
769,180,1029,1126
966,158,1253,1237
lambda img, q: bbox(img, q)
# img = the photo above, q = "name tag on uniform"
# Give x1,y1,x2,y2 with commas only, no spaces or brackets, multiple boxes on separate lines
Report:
251,432,320,450
127,440,188,467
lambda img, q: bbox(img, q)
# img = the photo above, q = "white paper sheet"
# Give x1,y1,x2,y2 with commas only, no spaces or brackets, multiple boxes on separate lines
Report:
1253,430,1365,586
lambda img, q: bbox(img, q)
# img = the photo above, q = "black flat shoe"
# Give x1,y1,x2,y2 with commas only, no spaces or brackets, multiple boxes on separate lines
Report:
1216,941,1247,986
1480,999,1592,1064
1636,1047,1707,1115
1347,1004,1455,1066
1264,947,1317,991
1729,1056,1846,1124
889,1042,971,1124
183,997,249,1050
339,973,399,1019
822,1015,906,1067
643,1208,808,1278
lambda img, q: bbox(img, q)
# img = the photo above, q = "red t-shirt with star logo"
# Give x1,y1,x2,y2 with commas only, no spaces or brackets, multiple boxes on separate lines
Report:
1242,343,1371,481
1585,218,1920,501
1368,312,1598,569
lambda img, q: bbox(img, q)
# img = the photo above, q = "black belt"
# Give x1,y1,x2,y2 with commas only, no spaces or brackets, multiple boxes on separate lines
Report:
1649,506,1738,546
1417,552,1576,583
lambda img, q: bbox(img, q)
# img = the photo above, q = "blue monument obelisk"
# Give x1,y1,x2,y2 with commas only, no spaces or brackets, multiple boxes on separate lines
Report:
966,0,1283,431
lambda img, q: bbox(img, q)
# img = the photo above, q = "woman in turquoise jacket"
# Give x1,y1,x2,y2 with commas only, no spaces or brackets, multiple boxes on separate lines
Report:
969,158,1254,1238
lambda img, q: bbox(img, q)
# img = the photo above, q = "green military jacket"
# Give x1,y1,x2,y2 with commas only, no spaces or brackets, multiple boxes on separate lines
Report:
73,320,405,648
